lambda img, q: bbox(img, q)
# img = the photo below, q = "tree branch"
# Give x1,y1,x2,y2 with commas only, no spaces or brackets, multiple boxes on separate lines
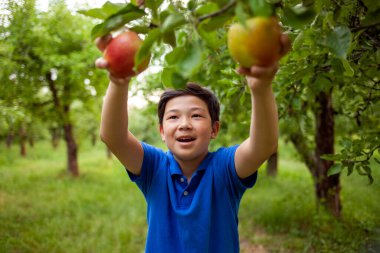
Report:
352,21,380,32
198,0,236,22
290,131,317,176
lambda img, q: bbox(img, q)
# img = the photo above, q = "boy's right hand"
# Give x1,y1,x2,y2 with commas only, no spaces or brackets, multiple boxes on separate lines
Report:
94,34,131,86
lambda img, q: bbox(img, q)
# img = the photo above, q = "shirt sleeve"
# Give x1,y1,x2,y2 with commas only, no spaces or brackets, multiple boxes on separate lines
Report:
216,145,258,200
127,142,166,197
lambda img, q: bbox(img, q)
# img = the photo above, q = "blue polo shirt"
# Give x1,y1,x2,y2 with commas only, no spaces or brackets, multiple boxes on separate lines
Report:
128,142,257,253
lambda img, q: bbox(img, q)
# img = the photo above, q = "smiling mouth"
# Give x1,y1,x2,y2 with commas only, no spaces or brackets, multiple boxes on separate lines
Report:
176,137,196,142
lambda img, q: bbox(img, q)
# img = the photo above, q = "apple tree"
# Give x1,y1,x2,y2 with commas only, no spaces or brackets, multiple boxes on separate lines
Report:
276,0,379,216
79,0,379,217
0,0,107,175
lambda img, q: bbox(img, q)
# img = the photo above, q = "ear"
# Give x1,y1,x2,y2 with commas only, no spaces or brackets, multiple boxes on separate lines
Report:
211,121,220,139
159,125,165,142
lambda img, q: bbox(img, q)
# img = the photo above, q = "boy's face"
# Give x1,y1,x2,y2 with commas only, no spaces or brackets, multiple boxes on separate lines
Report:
160,95,219,163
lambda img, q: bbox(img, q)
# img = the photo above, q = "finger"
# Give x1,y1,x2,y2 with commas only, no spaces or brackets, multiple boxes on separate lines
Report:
108,74,131,86
95,57,109,69
280,34,291,57
95,34,112,52
237,63,278,78
247,64,279,78
237,66,251,76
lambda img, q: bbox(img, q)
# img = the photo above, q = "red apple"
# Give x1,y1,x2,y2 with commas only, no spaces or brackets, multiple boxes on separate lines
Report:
104,31,150,78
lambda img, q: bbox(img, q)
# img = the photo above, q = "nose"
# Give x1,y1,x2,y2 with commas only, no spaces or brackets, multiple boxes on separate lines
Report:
179,117,192,130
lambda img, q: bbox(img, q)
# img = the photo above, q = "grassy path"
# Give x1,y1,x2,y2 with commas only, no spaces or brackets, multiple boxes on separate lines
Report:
1,141,379,252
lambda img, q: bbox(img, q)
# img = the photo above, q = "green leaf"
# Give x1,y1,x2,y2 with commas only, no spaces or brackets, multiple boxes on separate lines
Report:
314,75,332,93
129,25,150,34
325,26,351,59
248,0,273,17
321,154,343,161
355,165,367,176
292,31,305,50
78,2,124,20
145,0,164,10
340,58,354,77
165,46,183,65
282,5,316,29
174,40,205,78
235,2,249,25
162,31,176,47
161,67,187,89
367,174,374,185
195,2,219,16
78,8,109,20
361,9,380,26
135,28,161,70
340,138,352,150
200,11,233,32
187,0,197,11
328,163,342,176
330,58,345,75
90,4,145,40
226,87,240,98
198,23,223,50
362,0,380,11
145,0,164,21
161,13,187,33
362,165,372,175
346,162,354,176
164,40,204,79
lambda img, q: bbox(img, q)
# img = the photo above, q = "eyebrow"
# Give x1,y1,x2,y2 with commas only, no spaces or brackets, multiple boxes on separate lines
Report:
165,107,207,114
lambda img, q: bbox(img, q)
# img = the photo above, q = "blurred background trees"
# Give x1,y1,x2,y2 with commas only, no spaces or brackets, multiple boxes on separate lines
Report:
1,0,379,218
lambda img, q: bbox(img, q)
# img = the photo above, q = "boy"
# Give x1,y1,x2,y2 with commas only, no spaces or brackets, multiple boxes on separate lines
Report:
96,34,290,253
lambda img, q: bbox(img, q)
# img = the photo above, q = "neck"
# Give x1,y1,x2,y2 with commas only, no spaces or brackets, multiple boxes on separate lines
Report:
175,153,208,181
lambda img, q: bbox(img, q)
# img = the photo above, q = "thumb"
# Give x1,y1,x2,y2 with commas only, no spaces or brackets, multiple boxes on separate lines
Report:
95,34,112,52
95,57,109,69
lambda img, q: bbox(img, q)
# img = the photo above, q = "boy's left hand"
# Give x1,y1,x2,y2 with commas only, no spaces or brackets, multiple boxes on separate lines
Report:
238,34,291,92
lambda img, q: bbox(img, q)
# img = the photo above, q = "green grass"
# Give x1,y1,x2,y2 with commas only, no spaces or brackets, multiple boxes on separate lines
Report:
1,140,379,253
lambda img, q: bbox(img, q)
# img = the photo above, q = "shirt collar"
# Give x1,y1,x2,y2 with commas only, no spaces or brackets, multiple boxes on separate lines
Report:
167,151,213,176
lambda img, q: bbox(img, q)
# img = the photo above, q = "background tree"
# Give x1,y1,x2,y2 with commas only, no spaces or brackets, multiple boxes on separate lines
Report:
0,0,108,176
276,0,379,217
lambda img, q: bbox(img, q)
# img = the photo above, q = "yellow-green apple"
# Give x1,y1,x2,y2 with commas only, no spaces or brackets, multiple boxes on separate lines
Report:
228,17,282,67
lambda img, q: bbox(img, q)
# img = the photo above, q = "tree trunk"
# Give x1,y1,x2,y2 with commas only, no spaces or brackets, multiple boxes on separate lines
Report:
28,136,34,148
19,126,27,157
51,128,60,149
91,132,97,146
63,123,79,176
266,152,278,177
6,131,13,148
46,72,79,176
314,91,341,217
289,90,341,218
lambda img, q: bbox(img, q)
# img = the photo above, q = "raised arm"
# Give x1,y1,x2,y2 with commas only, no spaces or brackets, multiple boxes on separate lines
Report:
235,34,291,179
96,35,143,175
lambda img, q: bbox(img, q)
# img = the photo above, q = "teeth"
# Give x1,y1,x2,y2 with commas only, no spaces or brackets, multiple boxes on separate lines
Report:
177,137,195,142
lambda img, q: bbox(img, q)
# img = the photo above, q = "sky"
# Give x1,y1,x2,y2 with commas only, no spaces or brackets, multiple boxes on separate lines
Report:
35,0,126,12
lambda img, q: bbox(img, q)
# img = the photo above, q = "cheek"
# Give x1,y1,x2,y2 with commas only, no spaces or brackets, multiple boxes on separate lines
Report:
160,124,174,140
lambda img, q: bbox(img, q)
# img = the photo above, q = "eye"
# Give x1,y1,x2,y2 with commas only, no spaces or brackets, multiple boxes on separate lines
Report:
167,115,178,120
192,114,202,118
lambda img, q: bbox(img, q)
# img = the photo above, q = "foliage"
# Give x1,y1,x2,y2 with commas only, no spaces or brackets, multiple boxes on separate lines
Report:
276,0,380,183
0,0,107,148
79,0,379,183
